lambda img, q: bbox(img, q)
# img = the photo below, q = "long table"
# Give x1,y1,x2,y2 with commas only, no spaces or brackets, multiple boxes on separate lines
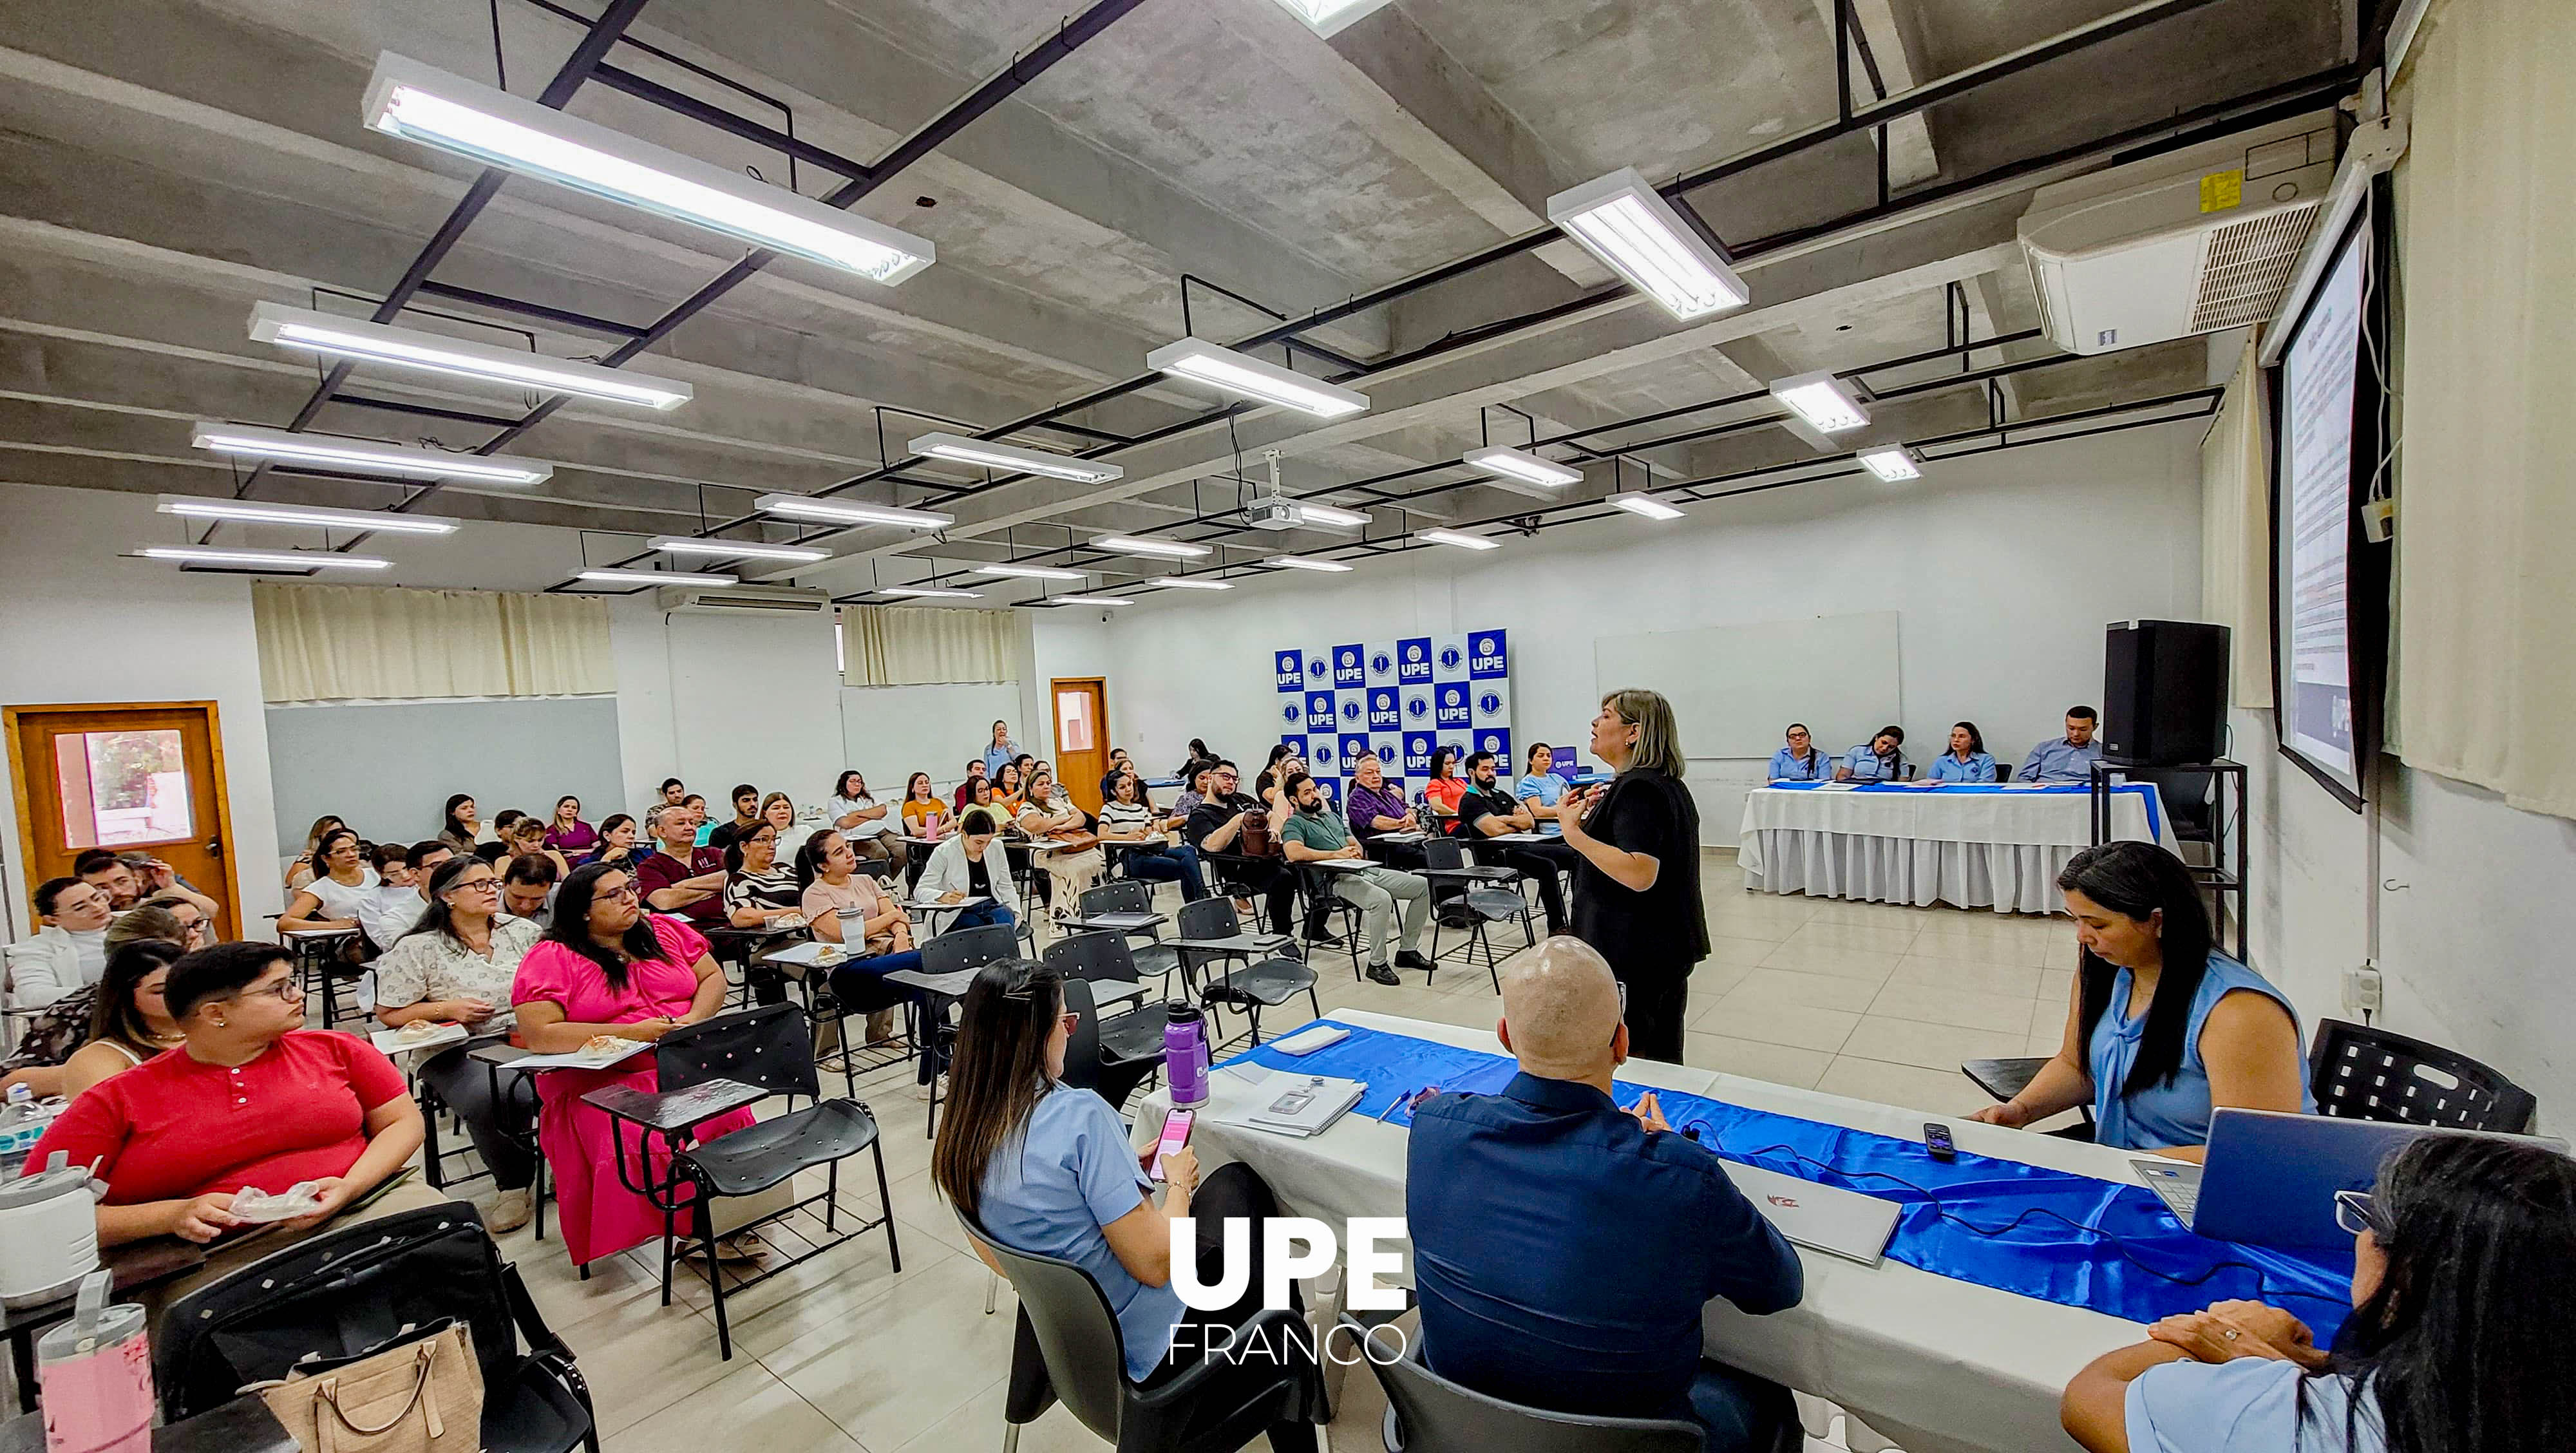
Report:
1737,781,2175,913
1138,1009,2151,1453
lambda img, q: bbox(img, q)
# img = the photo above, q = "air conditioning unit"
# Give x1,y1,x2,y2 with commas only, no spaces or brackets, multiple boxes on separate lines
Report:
2020,112,2338,355
654,583,831,615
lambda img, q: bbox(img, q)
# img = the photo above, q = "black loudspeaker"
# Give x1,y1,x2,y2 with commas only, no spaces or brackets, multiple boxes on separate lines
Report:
2101,620,2230,766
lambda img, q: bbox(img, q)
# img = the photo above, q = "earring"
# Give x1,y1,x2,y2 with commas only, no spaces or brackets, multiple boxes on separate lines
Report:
209,1014,226,1027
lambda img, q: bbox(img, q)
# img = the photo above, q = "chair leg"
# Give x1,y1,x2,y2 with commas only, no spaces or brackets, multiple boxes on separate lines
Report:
701,1200,734,1361
1000,1423,1020,1453
983,1271,999,1315
871,1139,902,1273
533,1151,549,1243
660,1204,678,1306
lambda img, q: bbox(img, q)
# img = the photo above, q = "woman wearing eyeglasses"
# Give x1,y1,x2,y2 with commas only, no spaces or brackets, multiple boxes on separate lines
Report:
2063,1134,2576,1453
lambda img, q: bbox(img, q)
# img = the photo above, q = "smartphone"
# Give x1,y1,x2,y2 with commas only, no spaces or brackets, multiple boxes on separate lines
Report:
1924,1121,1957,1162
1150,1110,1194,1182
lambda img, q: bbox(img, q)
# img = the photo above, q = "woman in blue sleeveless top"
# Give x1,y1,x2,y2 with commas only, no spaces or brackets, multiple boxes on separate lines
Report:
1969,840,2311,1158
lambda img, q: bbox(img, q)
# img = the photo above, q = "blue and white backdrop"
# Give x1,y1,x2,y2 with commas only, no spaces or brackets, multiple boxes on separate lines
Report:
1271,631,1511,809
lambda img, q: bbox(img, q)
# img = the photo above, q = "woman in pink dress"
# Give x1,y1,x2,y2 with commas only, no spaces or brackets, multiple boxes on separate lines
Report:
510,860,755,1268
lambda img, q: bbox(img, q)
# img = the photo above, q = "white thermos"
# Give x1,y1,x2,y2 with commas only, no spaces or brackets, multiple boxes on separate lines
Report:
0,1152,103,1309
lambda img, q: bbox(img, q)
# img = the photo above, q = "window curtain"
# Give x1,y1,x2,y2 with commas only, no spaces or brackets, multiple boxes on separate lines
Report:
840,605,1019,687
2385,0,2576,820
2199,332,2274,709
254,582,614,702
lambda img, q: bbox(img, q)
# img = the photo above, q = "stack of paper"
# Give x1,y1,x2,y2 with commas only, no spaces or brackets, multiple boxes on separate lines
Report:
1244,1073,1367,1138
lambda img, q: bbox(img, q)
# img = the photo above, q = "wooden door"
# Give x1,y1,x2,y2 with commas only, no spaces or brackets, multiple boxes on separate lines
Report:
8,702,242,938
1050,678,1109,813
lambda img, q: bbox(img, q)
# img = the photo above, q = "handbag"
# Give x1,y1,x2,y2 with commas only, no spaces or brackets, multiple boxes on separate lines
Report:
255,1321,482,1453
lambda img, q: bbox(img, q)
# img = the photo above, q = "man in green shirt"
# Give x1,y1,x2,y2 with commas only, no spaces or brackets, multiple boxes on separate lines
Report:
1279,772,1433,985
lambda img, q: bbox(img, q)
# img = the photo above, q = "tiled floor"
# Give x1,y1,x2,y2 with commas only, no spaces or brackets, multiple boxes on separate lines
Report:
467,852,2081,1451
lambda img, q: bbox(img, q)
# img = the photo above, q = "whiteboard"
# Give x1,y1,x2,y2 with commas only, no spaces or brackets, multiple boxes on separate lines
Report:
263,697,626,855
1594,611,1901,759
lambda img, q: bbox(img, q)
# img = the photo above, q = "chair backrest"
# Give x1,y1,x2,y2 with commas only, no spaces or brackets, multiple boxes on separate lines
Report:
1993,763,2013,783
1177,895,1241,941
1057,976,1105,1090
920,920,1020,977
658,1001,819,1101
1042,929,1139,987
960,1215,1130,1443
1080,879,1151,918
1355,1318,1704,1453
1420,835,1467,871
2309,1018,2537,1132
2129,767,2218,841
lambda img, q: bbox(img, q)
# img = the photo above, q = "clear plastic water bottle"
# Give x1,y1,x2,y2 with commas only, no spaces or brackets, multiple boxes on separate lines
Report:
0,1083,48,1164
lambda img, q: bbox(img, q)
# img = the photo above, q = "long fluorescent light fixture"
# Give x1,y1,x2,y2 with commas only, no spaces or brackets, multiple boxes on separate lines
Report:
1285,500,1369,529
573,567,735,586
1264,555,1352,573
1545,167,1749,321
1091,534,1211,560
139,546,391,571
976,563,1087,581
1462,446,1584,490
1856,445,1922,482
155,495,460,535
1768,372,1871,433
248,303,690,410
907,432,1123,485
649,536,830,563
877,585,984,599
363,53,933,283
752,494,952,530
193,422,552,485
1151,576,1233,591
1606,492,1685,520
1145,339,1369,419
1417,528,1499,552
1054,594,1133,607
1268,0,1396,37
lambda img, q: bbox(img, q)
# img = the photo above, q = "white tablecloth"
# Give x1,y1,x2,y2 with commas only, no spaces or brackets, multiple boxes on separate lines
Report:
1736,784,2175,913
1139,1009,2150,1453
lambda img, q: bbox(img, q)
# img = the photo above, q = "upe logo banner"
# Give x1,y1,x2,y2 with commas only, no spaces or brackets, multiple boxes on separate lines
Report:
1307,736,1338,776
1274,650,1303,693
1338,693,1366,729
1278,699,1304,729
1468,629,1508,679
1475,728,1513,764
1471,681,1511,730
1396,637,1433,685
1305,692,1336,733
1305,653,1331,687
1435,639,1466,676
1367,688,1401,730
1401,686,1432,726
1332,644,1366,689
1277,734,1306,765
1369,736,1404,781
1340,734,1370,775
1404,733,1434,775
1435,683,1471,727
1365,646,1396,689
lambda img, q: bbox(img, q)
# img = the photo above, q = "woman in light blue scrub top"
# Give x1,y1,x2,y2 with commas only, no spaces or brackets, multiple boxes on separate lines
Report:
1924,721,1997,783
2061,1134,2576,1453
1969,840,2311,1159
1835,725,1908,782
1766,723,1833,782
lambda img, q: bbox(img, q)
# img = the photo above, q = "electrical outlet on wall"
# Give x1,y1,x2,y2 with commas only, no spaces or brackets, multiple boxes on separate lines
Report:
2343,963,2384,1018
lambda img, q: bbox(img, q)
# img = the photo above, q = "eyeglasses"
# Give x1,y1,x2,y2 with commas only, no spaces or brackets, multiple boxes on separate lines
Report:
598,883,640,902
2333,1189,2389,1239
450,877,501,894
239,975,304,1004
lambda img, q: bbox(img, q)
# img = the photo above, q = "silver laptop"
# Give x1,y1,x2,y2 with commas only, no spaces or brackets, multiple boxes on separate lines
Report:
1720,1161,1902,1267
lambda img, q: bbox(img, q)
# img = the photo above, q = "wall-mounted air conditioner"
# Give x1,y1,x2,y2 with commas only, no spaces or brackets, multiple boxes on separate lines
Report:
2020,111,2339,356
654,583,831,615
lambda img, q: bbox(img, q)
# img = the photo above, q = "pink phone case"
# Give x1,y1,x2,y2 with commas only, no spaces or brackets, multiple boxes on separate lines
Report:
1151,1111,1193,1181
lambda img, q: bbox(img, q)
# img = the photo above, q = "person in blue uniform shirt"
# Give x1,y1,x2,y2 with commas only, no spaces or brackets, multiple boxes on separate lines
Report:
1766,723,1833,782
1922,721,1998,783
1835,725,1907,781
2018,705,2105,782
1511,741,1569,834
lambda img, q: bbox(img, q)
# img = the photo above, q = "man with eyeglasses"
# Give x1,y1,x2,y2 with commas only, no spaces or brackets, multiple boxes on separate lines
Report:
1182,759,1299,937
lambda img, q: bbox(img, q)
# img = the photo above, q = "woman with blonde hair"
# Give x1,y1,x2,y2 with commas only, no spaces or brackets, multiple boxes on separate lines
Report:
1558,688,1707,1060
1015,765,1104,919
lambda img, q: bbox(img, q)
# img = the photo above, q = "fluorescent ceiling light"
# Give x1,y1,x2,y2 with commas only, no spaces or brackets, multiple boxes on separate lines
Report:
649,535,830,563
976,563,1087,581
877,586,984,599
248,303,690,410
572,567,735,586
1054,594,1133,606
1145,339,1368,419
364,53,933,283
1150,576,1233,591
1545,167,1749,321
192,422,552,485
155,495,459,535
138,546,391,571
752,494,952,529
1607,492,1685,520
1417,528,1499,552
1462,446,1584,490
1285,500,1369,529
1264,555,1352,573
1768,372,1871,433
1856,446,1922,482
1091,534,1211,560
907,432,1123,484
1267,0,1396,37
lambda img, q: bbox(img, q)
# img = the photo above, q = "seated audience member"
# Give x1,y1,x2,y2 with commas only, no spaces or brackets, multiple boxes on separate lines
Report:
372,857,542,1233
634,802,728,929
284,815,350,893
795,830,917,1043
1097,748,1137,806
757,792,802,851
500,851,558,929
1971,841,2309,1157
76,848,217,918
3,900,200,1100
1924,721,1998,783
721,823,802,929
1181,761,1296,937
1280,773,1432,985
1456,750,1580,936
1766,723,1833,783
542,795,598,860
1836,725,1909,782
706,784,762,852
1169,764,1213,822
929,958,1318,1441
1018,767,1106,918
279,828,377,936
2020,705,2107,783
683,794,714,846
992,760,1028,814
952,759,988,812
963,775,1001,822
656,778,688,811
1408,938,1803,1450
1343,753,1426,868
490,808,528,845
354,841,439,952
916,808,1022,932
1421,746,1467,820
510,864,755,1266
1098,772,1208,900
108,899,211,957
57,940,185,1101
900,772,953,839
1512,741,1571,833
983,720,1021,779
10,877,113,1009
498,812,570,876
368,841,413,887
825,769,898,866
26,941,428,1253
1253,744,1298,804
439,793,483,855
585,813,639,868
1173,737,1215,783
2062,1134,2576,1453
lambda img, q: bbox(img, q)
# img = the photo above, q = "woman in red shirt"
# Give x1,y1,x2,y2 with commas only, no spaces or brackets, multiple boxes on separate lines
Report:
1421,746,1468,822
26,941,425,1248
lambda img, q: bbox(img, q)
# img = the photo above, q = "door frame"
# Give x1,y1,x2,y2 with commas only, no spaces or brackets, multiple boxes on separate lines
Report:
5,700,245,939
1047,676,1110,812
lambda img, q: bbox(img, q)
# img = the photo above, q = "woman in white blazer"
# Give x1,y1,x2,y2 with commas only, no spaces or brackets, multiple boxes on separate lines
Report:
914,806,1020,931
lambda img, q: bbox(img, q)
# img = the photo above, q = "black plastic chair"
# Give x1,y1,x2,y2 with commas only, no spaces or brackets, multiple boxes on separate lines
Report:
1045,937,1170,1113
1175,897,1318,1049
1078,880,1180,993
1349,1316,1709,1453
1994,763,2014,783
1417,837,1532,987
1960,1057,2095,1134
961,1215,1314,1453
917,921,1027,1135
1291,863,1367,979
583,1003,900,1360
156,1200,598,1453
2309,1018,2536,1131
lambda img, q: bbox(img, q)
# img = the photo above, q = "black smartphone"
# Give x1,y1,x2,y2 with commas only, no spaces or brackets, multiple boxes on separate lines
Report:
1924,1121,1957,1162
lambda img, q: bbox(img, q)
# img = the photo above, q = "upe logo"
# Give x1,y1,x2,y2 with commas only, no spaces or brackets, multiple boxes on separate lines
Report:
1397,640,1432,684
1274,652,1300,690
1470,633,1506,676
1438,645,1464,672
1307,656,1329,683
1405,696,1429,719
1280,702,1300,725
1369,650,1392,676
1368,690,1399,728
1341,698,1363,723
1477,690,1503,716
1170,1217,1411,1369
1333,649,1365,689
1481,733,1504,753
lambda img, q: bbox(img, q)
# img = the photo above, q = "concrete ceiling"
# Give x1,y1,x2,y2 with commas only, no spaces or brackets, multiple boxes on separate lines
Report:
0,0,2347,599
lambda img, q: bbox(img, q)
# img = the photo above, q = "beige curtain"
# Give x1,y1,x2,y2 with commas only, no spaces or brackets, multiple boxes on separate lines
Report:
841,605,1020,687
2385,0,2576,819
2199,333,2275,708
254,582,614,702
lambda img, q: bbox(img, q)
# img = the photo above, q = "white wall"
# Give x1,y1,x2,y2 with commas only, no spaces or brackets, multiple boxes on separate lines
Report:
1049,423,2206,840
840,681,1021,798
606,604,844,813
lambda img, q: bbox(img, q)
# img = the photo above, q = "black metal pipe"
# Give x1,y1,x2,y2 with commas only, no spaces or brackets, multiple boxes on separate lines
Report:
329,392,527,428
590,62,875,181
413,280,649,339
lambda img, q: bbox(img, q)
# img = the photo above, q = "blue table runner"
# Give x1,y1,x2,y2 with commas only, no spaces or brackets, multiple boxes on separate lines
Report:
1762,778,2165,845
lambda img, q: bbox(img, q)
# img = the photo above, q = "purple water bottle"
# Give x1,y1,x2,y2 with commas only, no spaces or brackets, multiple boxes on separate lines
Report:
1164,1004,1210,1108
